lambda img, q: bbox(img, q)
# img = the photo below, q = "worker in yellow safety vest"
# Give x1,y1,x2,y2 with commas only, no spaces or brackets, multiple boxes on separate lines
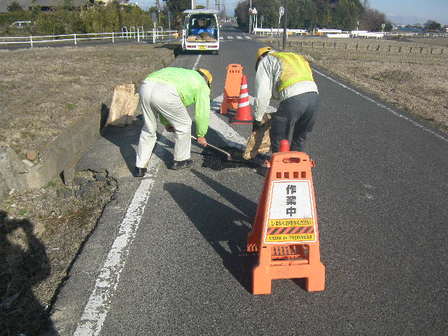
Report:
253,47,319,155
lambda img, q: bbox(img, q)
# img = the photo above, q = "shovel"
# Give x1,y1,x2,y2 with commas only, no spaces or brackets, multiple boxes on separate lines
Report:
191,136,266,172
191,135,233,161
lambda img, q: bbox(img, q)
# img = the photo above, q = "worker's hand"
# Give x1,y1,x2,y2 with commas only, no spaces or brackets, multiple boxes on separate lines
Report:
252,120,264,132
165,125,175,133
197,136,208,147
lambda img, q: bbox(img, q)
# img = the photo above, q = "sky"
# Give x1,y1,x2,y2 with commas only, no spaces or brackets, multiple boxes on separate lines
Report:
131,0,448,25
368,0,448,25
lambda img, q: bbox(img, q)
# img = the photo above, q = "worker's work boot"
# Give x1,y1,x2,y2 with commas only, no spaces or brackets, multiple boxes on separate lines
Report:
134,167,147,177
170,159,193,170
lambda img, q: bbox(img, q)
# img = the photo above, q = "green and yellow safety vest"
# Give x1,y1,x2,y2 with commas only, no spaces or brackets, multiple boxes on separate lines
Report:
271,52,314,92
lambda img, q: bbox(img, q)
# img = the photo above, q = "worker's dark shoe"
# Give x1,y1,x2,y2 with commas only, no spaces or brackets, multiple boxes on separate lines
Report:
170,159,193,170
134,167,147,177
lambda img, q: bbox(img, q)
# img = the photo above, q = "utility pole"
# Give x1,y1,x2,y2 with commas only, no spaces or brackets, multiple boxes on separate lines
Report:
249,0,253,34
155,0,160,25
191,0,195,10
167,11,171,30
282,0,287,50
206,0,210,9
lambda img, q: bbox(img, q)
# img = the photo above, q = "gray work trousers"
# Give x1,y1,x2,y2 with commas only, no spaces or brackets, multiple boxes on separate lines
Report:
136,80,192,168
270,92,319,152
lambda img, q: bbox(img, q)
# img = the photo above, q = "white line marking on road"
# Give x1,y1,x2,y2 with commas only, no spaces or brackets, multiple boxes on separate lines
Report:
74,154,162,336
209,96,247,150
74,55,204,335
192,54,202,70
244,36,251,39
227,36,234,40
209,95,275,150
314,69,448,144
236,36,243,39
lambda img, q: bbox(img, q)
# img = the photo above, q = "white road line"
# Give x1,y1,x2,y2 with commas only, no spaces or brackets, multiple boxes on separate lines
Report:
74,55,204,336
236,35,243,39
244,36,251,39
192,54,202,70
227,36,234,40
209,95,247,150
73,154,162,336
209,94,275,150
314,69,448,144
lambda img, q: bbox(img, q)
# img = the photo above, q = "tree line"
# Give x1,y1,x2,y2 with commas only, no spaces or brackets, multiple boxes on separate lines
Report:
1,0,225,35
235,0,391,31
1,1,153,35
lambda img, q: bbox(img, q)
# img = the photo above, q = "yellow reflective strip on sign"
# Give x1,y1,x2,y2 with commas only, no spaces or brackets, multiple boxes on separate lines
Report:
265,233,315,242
268,218,314,228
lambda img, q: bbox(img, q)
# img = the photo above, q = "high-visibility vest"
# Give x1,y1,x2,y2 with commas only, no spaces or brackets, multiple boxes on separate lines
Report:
271,52,314,92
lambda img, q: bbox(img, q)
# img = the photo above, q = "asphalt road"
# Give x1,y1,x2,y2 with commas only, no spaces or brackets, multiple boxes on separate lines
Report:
51,25,448,335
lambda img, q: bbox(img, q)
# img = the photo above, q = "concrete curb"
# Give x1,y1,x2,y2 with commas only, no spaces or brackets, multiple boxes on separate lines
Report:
0,104,108,200
0,146,29,199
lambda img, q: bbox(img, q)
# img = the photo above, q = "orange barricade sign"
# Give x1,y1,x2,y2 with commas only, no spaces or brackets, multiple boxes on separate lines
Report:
220,64,243,115
247,149,325,295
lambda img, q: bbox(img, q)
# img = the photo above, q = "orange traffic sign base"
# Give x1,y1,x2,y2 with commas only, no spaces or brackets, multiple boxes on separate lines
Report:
247,149,325,295
221,64,243,115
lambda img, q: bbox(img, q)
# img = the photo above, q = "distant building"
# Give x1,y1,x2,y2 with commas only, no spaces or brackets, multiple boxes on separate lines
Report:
394,26,424,33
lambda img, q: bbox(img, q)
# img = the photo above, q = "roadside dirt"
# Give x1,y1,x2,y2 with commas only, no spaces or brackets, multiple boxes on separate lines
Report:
0,43,174,335
1,171,117,335
282,37,448,132
0,43,174,160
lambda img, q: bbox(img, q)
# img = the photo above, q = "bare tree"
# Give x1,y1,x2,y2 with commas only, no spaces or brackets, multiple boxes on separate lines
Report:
360,7,387,31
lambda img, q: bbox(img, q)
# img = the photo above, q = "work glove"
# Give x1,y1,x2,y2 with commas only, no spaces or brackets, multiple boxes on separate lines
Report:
252,120,264,132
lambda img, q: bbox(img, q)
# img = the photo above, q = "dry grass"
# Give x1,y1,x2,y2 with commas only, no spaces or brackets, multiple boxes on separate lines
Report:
0,44,174,158
0,43,174,335
276,37,448,132
407,37,448,48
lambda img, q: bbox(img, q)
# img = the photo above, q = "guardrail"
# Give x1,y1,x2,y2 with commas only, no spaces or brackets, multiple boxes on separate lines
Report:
0,29,179,48
283,39,447,55
253,28,308,36
253,28,448,40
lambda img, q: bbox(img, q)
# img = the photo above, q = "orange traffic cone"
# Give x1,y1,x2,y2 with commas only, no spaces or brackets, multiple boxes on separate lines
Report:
231,75,253,124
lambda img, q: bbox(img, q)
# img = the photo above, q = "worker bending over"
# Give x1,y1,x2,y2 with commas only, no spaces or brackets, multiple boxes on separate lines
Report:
135,67,212,177
253,47,319,154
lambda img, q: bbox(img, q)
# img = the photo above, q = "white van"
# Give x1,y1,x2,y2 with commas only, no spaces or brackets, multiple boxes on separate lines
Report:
181,9,220,54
